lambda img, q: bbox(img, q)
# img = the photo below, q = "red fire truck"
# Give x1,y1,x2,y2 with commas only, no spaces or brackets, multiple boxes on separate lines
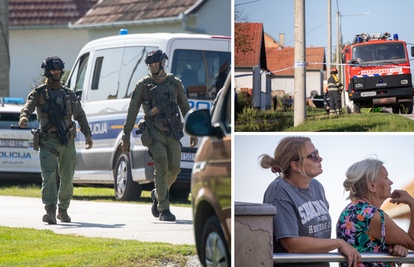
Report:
342,32,414,113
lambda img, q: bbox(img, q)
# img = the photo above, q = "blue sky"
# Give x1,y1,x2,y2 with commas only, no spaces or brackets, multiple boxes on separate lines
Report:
234,0,414,60
234,134,414,240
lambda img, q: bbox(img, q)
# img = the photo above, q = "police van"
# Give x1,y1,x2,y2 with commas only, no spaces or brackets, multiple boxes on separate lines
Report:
65,32,231,201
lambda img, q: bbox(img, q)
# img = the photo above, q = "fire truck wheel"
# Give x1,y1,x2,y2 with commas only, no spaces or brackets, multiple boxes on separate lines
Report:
392,106,400,114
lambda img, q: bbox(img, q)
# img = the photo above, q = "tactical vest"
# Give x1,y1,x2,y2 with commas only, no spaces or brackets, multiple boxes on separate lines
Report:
35,85,75,134
141,75,184,137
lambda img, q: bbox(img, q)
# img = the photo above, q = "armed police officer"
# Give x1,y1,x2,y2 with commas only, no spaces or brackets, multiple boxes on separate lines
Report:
327,67,343,115
121,49,198,221
19,56,93,224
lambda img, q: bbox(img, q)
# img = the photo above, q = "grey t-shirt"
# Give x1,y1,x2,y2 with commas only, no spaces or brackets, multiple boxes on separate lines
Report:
263,177,331,267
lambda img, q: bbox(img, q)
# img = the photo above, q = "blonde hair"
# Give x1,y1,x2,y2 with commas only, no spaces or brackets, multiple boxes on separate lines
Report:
343,158,384,201
259,136,312,178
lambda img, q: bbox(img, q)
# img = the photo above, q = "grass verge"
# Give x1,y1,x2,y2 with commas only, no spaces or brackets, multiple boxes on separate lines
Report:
0,180,191,208
0,226,196,267
235,107,414,132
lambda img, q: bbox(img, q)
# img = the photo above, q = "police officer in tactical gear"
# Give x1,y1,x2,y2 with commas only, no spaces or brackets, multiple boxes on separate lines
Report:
121,49,198,221
19,56,93,224
327,67,343,115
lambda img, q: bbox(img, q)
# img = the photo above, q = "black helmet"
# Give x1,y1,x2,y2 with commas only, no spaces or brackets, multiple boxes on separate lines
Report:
145,49,168,64
41,56,65,77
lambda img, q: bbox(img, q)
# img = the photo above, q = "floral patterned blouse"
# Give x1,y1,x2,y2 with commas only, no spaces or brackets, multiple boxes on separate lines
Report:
336,200,395,267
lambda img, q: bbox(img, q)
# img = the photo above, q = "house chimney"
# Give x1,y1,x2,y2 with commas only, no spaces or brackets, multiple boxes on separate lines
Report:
279,33,285,47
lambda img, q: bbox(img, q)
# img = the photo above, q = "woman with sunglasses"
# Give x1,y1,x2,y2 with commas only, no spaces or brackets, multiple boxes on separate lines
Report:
260,136,361,267
336,158,413,267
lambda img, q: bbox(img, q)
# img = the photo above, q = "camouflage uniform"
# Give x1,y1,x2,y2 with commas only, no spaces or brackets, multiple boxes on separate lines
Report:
20,84,91,219
122,74,191,213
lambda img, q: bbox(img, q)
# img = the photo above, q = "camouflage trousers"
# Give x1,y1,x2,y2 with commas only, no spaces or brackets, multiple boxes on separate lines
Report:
39,137,76,210
148,128,181,211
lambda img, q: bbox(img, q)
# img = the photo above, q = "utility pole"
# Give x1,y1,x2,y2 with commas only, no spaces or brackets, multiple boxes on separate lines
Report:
336,11,340,70
327,0,331,76
0,0,9,97
294,0,306,126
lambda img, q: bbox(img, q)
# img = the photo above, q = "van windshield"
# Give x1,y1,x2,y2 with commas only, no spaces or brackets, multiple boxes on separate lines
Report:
171,49,230,100
352,42,407,65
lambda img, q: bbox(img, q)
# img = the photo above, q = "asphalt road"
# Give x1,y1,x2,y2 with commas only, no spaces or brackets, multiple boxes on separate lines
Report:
0,195,195,245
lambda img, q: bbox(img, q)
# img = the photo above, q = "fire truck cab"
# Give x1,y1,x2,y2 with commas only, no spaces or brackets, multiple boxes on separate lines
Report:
342,32,414,114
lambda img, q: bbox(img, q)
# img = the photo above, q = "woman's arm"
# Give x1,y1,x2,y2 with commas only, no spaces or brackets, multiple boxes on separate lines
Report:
280,237,361,267
370,190,414,250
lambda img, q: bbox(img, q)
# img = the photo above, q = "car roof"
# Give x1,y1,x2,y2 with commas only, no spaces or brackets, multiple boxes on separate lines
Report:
0,97,27,113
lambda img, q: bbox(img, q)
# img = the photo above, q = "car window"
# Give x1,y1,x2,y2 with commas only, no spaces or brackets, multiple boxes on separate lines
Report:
67,53,89,94
0,112,38,129
220,84,231,134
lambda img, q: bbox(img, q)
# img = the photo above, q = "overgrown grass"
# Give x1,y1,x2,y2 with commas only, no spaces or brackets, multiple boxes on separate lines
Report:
0,181,191,208
235,106,414,132
0,226,196,266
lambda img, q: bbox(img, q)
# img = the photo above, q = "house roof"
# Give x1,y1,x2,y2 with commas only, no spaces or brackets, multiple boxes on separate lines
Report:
72,0,205,27
235,22,267,69
9,0,99,28
266,46,326,76
264,32,283,49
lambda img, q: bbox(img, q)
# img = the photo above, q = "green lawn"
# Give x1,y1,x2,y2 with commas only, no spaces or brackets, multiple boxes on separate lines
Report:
0,180,191,208
235,107,414,132
0,181,196,266
0,226,196,267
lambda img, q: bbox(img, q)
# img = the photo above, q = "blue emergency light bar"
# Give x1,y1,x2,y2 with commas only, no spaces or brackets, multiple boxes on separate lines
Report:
394,34,399,41
120,29,128,35
3,97,24,104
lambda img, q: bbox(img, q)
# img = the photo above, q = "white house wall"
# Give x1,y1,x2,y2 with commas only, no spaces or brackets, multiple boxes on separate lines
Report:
306,70,323,97
235,69,253,91
271,70,323,98
9,28,90,99
194,0,231,37
272,76,294,96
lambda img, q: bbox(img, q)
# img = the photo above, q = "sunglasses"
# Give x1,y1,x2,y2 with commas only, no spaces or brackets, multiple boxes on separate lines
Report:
305,150,320,162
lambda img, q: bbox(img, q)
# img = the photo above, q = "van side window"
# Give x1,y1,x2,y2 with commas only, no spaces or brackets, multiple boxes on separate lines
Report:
120,46,156,98
87,48,123,102
91,57,104,90
67,53,89,97
171,49,230,100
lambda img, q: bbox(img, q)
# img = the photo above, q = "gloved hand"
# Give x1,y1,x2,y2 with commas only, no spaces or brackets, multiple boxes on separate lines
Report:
19,117,28,128
85,134,93,150
190,136,198,148
122,139,130,153
339,83,343,87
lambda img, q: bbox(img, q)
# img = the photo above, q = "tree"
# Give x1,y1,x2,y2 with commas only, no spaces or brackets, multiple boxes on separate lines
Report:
234,6,253,65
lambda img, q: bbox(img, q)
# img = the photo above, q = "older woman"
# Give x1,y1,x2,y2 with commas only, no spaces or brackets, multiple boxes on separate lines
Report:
261,136,361,267
337,158,414,267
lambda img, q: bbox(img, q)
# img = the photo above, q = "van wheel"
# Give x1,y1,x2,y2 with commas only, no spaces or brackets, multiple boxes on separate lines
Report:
200,215,230,267
114,154,142,201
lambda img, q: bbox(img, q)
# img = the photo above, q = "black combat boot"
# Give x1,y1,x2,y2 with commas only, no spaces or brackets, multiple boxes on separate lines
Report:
159,209,176,221
57,208,71,222
151,189,159,218
42,205,57,224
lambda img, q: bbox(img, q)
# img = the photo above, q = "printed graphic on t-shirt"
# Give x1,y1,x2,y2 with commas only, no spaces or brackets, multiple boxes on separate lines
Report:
298,200,331,236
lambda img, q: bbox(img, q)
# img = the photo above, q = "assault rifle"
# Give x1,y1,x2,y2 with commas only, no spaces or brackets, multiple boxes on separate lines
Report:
148,85,184,141
42,88,70,146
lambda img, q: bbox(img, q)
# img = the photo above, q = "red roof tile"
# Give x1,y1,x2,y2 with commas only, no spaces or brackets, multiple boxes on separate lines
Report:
73,0,202,26
9,0,99,27
235,23,266,67
266,46,325,76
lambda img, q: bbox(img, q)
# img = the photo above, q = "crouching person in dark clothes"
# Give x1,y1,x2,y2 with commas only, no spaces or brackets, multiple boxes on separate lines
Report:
19,56,93,224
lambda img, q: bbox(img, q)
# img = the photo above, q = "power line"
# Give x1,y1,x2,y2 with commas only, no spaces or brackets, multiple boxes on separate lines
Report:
235,0,260,7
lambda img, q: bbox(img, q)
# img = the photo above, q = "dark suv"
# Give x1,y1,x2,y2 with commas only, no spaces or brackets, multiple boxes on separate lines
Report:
185,73,231,267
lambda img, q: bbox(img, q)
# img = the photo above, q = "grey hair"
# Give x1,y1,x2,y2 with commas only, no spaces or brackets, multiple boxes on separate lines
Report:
343,158,384,201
